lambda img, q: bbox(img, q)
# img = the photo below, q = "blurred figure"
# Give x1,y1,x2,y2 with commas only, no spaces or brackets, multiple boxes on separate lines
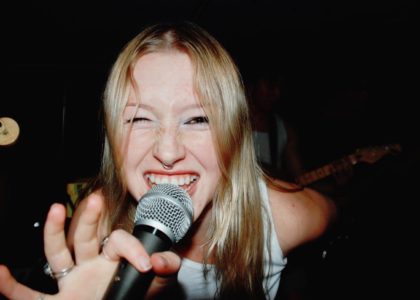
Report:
247,71,304,182
247,71,315,300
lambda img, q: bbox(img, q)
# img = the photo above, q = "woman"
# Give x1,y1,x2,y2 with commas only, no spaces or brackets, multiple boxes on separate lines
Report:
0,21,335,299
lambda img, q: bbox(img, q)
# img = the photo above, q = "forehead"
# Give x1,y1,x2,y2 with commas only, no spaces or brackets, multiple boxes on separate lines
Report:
128,51,198,108
132,51,194,90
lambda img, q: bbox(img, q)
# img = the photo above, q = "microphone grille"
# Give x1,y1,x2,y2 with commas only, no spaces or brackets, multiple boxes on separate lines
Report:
134,184,193,243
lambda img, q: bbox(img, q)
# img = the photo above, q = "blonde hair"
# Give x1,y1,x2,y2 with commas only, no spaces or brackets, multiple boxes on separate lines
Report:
98,21,268,298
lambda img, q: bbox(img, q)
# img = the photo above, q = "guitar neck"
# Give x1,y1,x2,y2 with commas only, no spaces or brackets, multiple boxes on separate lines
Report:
296,154,357,186
295,144,401,186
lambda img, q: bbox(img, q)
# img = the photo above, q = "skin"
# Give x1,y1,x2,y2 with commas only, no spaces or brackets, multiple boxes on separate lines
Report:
0,51,336,300
123,52,221,222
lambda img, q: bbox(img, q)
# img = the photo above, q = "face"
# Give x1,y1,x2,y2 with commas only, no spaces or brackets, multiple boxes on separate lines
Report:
254,79,280,111
121,51,221,220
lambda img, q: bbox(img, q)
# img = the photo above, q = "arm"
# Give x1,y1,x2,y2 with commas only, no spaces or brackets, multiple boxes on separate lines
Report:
269,181,337,256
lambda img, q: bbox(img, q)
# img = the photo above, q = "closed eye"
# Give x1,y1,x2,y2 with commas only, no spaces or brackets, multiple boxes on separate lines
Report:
124,117,151,124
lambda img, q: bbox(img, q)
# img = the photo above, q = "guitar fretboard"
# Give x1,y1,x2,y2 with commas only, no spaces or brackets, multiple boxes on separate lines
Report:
296,155,357,186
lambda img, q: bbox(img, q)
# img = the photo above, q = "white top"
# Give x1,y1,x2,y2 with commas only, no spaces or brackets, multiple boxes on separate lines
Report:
253,131,272,164
252,115,288,170
177,180,287,299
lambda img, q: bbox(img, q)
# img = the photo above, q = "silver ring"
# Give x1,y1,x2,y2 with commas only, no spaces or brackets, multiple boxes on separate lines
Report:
162,163,173,170
38,293,45,300
43,262,74,280
100,235,112,260
100,235,110,252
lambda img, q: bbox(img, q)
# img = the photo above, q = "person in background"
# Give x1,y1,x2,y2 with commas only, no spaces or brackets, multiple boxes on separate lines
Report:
247,71,323,300
0,21,336,299
246,72,304,182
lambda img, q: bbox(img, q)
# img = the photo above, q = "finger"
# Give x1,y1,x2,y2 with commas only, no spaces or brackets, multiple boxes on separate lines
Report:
73,194,103,264
146,252,182,298
0,265,44,300
44,203,74,274
150,251,181,276
101,230,152,272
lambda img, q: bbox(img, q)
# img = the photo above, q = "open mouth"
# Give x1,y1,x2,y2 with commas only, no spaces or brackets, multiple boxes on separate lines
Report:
145,173,198,191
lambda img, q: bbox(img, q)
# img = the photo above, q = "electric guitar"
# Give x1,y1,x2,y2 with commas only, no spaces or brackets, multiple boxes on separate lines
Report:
0,117,20,146
296,144,402,186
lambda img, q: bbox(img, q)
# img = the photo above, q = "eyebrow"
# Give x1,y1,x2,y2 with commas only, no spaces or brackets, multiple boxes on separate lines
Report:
125,102,204,111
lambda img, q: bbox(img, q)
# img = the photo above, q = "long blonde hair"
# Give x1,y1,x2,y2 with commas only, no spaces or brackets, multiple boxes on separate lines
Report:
98,21,268,298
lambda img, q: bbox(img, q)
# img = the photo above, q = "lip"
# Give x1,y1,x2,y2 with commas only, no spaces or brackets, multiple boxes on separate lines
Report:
144,170,199,196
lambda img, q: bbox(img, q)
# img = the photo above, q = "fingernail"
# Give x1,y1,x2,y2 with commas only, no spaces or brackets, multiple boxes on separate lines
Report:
139,256,152,271
158,255,168,267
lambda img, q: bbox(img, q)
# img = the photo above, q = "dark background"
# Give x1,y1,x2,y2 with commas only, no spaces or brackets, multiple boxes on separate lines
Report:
0,1,417,299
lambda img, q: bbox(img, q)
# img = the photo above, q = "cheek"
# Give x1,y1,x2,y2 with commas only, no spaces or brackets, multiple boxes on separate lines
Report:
204,148,220,175
125,130,153,163
124,142,144,171
186,132,221,187
185,132,218,165
122,132,153,198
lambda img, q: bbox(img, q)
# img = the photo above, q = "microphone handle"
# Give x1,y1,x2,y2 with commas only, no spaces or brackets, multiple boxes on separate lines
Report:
103,226,172,300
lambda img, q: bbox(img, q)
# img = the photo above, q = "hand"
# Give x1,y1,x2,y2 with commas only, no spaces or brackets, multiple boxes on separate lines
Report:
0,194,182,300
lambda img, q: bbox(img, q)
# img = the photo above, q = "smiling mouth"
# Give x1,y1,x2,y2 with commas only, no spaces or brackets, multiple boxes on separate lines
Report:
145,173,198,191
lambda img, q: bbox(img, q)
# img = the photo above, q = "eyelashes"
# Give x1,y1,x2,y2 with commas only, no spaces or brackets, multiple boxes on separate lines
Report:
184,116,209,125
124,117,150,124
123,116,210,130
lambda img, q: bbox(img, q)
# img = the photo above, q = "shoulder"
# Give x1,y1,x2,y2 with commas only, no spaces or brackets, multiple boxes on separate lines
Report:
266,179,336,255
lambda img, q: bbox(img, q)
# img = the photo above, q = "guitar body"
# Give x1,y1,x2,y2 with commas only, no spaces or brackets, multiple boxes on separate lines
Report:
0,117,20,146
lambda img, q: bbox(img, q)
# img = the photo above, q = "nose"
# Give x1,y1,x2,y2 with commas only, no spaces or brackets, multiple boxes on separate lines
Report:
153,126,186,167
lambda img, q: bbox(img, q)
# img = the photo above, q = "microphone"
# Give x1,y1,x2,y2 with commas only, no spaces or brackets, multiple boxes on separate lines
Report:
103,183,193,300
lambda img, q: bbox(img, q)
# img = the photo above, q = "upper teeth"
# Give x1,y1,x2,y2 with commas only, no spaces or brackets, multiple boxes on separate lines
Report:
146,174,198,186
